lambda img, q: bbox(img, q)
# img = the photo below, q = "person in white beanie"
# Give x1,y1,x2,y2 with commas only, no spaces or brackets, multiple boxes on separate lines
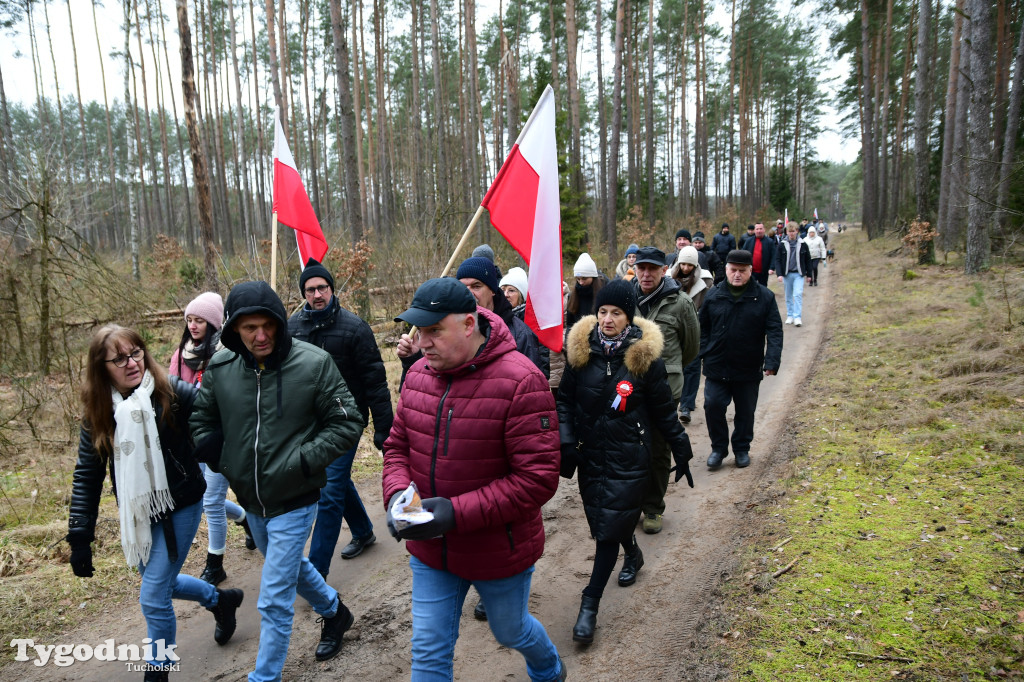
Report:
566,253,606,332
803,227,827,286
670,247,713,425
499,267,530,311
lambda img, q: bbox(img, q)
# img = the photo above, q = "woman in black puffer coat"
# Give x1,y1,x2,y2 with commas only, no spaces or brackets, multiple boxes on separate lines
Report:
556,280,693,645
68,325,243,679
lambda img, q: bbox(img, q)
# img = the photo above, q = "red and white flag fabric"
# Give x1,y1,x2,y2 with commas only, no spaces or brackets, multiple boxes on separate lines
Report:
813,207,818,220
273,108,328,264
784,208,789,228
481,85,563,352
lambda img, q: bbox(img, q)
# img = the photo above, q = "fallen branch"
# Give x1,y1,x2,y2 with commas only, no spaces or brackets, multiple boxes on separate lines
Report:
845,652,913,664
770,537,793,552
772,556,800,579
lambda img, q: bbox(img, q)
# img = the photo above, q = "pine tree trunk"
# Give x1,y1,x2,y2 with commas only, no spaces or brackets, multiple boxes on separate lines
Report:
993,18,1024,237
227,0,255,255
607,0,626,263
965,0,995,273
596,0,607,242
914,0,934,264
176,0,217,290
646,0,655,226
937,0,964,249
328,0,364,244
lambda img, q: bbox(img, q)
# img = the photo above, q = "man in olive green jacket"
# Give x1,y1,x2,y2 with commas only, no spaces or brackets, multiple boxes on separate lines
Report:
191,280,365,680
633,247,700,534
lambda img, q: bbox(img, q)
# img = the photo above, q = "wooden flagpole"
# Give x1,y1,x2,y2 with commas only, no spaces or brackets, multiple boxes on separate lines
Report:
407,205,487,337
270,211,279,292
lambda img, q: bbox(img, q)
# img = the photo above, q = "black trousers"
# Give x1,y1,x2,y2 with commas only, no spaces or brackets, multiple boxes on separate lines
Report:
809,258,820,284
703,378,761,455
752,271,770,287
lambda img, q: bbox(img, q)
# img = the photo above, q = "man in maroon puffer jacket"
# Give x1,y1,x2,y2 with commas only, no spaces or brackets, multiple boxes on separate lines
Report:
384,277,566,682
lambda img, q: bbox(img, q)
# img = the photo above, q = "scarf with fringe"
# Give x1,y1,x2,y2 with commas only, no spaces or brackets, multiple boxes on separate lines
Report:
112,370,174,566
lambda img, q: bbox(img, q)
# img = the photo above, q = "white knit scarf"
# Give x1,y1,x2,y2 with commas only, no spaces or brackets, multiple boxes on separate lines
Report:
111,370,175,566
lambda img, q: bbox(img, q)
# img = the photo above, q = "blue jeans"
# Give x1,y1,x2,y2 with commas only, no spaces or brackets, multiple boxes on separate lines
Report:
138,500,218,668
680,356,701,412
308,444,373,577
202,463,245,553
783,272,805,319
245,503,340,682
409,556,561,682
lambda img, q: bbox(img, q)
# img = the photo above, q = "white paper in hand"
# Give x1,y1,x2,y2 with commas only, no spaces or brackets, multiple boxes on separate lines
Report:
391,481,434,531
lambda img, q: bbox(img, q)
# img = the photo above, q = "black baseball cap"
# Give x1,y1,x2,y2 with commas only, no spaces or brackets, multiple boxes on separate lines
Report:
395,278,477,327
726,249,753,266
634,246,667,266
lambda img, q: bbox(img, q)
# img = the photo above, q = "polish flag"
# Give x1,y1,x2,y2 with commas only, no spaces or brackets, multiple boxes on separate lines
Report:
273,108,328,264
784,208,789,228
813,207,818,220
481,85,563,352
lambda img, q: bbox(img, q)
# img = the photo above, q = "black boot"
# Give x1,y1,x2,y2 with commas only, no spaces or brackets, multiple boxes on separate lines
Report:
207,587,244,645
143,667,169,681
316,602,354,661
617,537,645,587
572,595,600,643
199,552,227,585
473,599,488,621
237,517,256,550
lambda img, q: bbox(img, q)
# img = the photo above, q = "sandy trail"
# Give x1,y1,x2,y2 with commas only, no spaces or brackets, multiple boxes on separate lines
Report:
8,249,839,681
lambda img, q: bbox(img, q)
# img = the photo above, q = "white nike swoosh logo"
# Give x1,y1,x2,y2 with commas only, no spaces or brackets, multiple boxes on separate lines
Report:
430,301,440,305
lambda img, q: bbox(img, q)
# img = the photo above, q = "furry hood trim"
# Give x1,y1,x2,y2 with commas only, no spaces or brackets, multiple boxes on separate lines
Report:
565,315,664,376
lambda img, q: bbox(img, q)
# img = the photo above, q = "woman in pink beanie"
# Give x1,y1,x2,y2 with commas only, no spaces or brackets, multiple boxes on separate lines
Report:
168,292,255,585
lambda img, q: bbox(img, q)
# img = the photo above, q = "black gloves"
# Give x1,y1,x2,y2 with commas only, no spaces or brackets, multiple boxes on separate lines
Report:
396,497,456,541
373,429,388,451
69,539,94,578
193,429,225,471
385,491,403,540
560,443,578,479
670,433,695,487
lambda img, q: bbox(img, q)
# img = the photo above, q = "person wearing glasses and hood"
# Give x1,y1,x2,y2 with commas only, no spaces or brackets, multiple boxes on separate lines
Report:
69,325,243,680
190,281,366,680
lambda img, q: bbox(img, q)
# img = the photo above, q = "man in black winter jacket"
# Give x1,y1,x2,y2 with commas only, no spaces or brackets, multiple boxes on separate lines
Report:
698,250,783,471
289,258,395,573
740,223,777,287
711,223,736,263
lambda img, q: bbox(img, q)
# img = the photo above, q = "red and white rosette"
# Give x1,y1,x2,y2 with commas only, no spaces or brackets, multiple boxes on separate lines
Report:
611,380,634,412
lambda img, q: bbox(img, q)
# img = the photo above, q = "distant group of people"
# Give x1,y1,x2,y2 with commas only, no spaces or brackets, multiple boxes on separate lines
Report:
67,219,830,678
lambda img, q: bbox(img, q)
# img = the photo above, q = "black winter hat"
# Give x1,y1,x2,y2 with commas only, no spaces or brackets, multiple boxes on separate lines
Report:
594,279,637,322
675,228,692,241
693,231,706,243
455,257,501,295
298,258,335,294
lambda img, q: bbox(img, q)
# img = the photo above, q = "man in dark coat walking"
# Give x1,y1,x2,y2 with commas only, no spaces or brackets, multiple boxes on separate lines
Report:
698,250,783,470
289,259,394,573
711,223,736,263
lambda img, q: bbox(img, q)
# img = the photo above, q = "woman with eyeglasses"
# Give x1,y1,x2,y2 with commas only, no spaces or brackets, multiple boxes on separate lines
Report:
169,292,255,586
68,324,244,680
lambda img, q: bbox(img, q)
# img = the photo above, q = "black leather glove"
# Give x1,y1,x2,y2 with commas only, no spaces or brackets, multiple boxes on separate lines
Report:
560,443,578,479
69,539,94,578
397,497,456,541
670,448,695,488
373,429,388,451
193,429,224,471
385,491,403,540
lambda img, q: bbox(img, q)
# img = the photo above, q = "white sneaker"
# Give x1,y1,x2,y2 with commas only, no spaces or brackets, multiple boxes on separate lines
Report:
785,317,794,325
794,318,802,327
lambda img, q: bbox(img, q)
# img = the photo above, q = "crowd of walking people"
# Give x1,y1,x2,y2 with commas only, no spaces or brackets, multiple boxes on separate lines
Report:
66,216,828,680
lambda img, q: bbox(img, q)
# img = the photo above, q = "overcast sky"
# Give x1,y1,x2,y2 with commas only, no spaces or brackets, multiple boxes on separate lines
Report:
0,0,859,166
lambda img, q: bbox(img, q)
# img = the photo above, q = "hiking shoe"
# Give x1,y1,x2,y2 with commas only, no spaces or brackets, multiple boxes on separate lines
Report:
785,316,794,325
735,452,751,468
340,533,376,560
238,517,256,551
678,407,691,424
473,600,488,621
199,553,227,586
315,602,354,661
794,318,802,327
642,513,662,534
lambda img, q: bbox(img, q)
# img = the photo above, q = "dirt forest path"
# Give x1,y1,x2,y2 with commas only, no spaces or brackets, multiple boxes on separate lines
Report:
10,238,844,682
